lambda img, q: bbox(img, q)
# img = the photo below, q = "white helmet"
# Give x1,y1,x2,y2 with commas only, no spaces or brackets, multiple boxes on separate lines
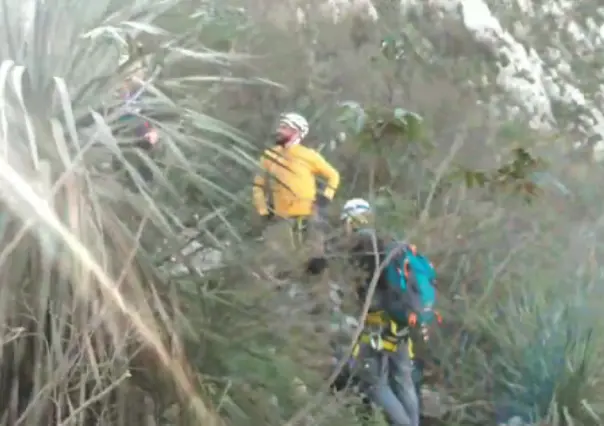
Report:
280,112,309,139
340,198,372,221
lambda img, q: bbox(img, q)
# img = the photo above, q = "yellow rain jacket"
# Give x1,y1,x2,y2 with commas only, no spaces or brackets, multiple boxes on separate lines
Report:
253,144,340,218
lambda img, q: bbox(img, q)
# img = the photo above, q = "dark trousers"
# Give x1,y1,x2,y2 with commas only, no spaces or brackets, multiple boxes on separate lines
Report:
368,344,420,426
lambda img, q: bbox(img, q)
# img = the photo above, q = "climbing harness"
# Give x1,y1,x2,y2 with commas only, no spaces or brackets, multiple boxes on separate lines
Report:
352,310,415,359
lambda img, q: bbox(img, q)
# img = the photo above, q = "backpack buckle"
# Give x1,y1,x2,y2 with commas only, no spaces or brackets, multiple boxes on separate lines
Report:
368,332,384,350
388,319,409,338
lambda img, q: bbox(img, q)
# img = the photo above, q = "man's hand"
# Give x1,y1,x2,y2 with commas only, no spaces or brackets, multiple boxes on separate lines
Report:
314,194,330,220
315,194,330,208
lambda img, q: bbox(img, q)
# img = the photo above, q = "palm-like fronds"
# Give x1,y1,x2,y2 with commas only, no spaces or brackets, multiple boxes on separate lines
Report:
435,234,604,426
488,288,598,425
0,0,259,424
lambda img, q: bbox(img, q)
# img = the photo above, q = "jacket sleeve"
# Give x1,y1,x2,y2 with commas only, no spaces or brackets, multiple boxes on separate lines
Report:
252,155,269,216
311,151,340,199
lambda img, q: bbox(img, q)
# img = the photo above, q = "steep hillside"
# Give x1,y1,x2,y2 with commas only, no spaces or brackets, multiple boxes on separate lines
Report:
5,0,604,425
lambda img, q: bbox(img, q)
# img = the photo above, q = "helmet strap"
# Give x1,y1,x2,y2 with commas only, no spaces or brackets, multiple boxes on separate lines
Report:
344,216,370,234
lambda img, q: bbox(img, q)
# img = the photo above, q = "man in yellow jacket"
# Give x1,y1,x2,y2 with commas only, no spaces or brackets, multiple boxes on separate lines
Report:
253,112,340,275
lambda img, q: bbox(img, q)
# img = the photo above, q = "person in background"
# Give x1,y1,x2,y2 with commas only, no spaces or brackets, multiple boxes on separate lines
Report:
252,112,340,277
113,41,159,183
118,42,158,150
331,197,440,426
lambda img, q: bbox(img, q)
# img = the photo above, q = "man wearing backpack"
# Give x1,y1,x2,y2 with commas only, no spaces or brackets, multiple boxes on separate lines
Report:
333,198,439,426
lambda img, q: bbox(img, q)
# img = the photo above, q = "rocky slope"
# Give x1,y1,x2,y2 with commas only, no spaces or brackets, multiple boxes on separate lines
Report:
324,0,604,157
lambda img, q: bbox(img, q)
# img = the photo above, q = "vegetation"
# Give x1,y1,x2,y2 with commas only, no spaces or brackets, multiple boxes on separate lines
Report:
1,0,604,425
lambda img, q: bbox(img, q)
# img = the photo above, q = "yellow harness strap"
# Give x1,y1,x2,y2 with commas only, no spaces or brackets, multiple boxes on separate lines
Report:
352,311,416,359
359,334,398,351
287,217,306,248
352,335,415,358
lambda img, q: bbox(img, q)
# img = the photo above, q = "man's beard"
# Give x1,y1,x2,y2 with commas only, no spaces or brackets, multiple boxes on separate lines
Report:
275,133,290,145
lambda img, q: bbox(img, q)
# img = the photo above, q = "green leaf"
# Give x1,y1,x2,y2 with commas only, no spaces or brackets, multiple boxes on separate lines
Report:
336,100,366,134
464,170,476,188
380,36,404,60
477,171,489,187
393,107,423,140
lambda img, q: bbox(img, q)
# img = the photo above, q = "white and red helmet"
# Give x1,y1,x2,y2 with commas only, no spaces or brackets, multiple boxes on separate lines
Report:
276,112,309,147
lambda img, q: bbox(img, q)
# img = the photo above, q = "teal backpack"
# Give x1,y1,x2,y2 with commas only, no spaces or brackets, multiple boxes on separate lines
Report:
383,241,437,325
354,229,437,325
